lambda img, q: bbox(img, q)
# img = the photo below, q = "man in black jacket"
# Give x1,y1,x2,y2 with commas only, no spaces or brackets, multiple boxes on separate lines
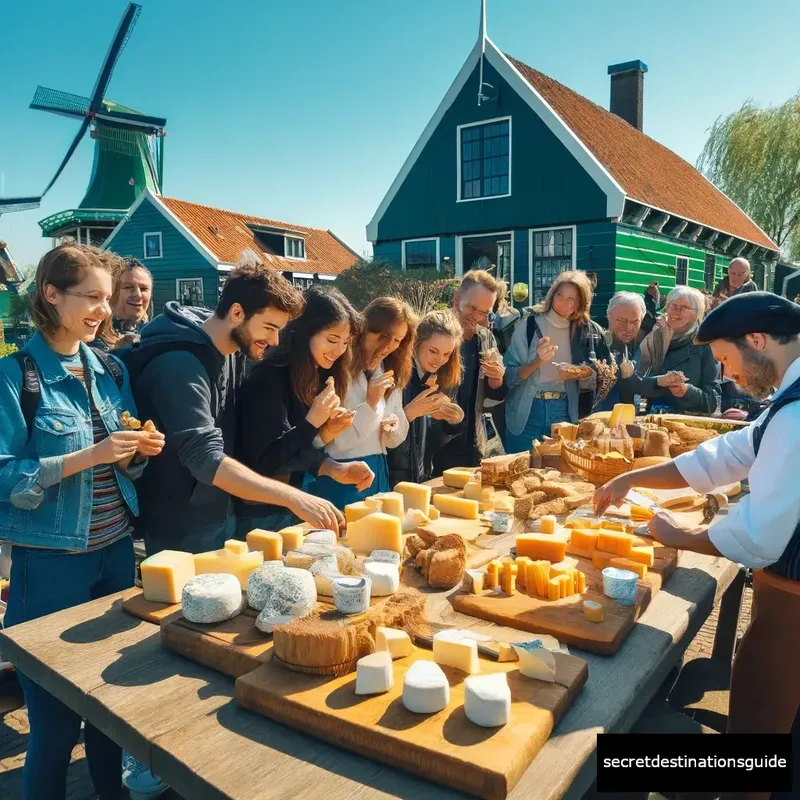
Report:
433,270,506,472
712,257,758,307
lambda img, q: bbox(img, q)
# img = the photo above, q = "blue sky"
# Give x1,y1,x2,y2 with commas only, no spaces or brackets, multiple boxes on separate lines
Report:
1,0,798,268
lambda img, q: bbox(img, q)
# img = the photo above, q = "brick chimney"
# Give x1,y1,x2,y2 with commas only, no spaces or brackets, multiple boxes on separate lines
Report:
607,60,648,131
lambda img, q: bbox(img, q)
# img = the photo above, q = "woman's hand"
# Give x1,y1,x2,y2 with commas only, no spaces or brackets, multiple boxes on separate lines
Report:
306,382,340,428
326,460,375,492
320,407,355,441
404,385,447,423
136,430,165,457
536,335,558,363
92,431,142,466
593,473,633,516
656,371,686,388
380,414,399,435
367,370,395,409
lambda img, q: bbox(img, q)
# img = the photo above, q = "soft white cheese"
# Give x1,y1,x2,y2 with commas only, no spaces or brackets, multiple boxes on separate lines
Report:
464,673,511,727
402,661,450,714
364,561,400,596
255,567,316,633
182,573,244,624
355,650,394,695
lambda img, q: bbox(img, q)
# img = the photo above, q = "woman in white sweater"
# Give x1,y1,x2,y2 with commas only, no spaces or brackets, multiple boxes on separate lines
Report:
307,296,418,507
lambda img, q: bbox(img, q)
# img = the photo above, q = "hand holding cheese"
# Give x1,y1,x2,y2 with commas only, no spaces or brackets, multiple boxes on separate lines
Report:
306,380,339,428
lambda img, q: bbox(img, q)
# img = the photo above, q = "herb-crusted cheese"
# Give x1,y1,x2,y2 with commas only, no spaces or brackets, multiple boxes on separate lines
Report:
255,567,317,633
182,573,244,624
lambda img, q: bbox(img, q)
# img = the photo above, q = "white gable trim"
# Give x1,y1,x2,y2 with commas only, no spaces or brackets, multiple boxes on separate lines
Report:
102,188,220,267
365,38,626,243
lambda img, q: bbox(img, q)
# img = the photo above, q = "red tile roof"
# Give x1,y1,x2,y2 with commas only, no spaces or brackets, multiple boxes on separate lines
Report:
160,196,359,276
507,55,778,251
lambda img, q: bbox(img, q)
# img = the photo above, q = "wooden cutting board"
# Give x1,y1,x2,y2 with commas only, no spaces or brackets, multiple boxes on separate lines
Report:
452,549,676,655
235,645,588,800
419,516,491,542
122,589,182,624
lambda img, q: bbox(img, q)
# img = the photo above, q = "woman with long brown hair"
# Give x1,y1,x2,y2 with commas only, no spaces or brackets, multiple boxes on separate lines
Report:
235,285,374,533
388,309,465,485
504,270,609,452
309,296,417,506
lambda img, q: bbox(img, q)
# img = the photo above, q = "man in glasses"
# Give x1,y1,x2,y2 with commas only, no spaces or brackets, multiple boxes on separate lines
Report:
433,269,506,472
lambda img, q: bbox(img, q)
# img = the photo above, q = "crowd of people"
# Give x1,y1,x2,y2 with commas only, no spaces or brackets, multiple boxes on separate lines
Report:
0,241,783,798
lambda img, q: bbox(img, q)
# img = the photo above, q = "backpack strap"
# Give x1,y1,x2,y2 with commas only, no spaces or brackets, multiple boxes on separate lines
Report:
526,314,543,348
11,352,41,439
92,349,124,389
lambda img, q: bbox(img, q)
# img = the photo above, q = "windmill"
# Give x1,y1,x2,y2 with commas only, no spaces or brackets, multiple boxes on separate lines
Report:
0,3,166,246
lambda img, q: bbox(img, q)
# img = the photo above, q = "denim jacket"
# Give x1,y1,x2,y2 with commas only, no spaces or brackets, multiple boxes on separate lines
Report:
0,332,145,550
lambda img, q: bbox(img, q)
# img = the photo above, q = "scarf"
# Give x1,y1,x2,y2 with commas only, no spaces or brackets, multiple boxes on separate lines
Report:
637,318,699,376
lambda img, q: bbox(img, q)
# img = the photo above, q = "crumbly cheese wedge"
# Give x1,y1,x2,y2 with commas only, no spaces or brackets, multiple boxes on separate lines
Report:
433,630,480,674
511,640,556,682
345,512,403,556
372,492,404,519
427,506,441,521
141,550,195,604
432,494,479,520
394,482,431,516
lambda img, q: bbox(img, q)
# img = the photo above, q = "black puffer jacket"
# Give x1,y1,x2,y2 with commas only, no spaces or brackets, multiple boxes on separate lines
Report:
387,368,464,485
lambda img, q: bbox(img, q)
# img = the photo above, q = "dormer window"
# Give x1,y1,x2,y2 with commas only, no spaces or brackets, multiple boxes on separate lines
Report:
285,236,305,259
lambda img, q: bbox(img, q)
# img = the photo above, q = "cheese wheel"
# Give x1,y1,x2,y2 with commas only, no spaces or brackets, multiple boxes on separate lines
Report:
246,561,286,611
182,574,244,624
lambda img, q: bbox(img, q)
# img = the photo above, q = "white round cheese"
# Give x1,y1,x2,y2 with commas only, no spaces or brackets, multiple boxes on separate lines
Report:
332,576,371,615
402,661,450,714
255,567,317,633
304,529,338,546
464,673,511,727
182,573,243,624
366,549,401,566
363,561,399,597
246,561,285,611
354,650,394,695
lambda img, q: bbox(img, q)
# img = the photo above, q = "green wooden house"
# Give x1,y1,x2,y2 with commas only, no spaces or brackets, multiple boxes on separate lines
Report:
368,29,780,315
103,189,359,313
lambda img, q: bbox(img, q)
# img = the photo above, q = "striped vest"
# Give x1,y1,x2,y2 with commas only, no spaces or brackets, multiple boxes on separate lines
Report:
752,375,800,580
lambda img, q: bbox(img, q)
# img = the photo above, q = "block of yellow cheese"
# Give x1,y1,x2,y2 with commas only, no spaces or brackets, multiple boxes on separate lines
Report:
194,548,264,590
608,403,636,428
442,467,476,489
432,493,479,520
372,492,404,519
486,559,502,589
246,529,282,561
427,506,440,521
500,562,518,595
570,529,599,551
463,481,494,503
345,512,403,555
140,550,195,604
394,482,431,516
514,557,532,588
629,545,655,567
596,530,636,557
493,494,513,513
515,534,567,562
223,539,248,556
345,501,379,525
550,557,579,576
610,557,648,579
583,600,604,622
539,515,557,534
277,526,305,552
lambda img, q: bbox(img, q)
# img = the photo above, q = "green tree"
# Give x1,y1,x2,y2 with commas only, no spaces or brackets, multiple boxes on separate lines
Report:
698,93,800,259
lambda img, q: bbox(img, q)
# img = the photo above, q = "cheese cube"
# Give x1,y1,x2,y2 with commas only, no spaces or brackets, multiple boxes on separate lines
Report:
372,492,404,519
194,548,264,590
345,512,403,555
433,630,480,674
629,545,655,567
464,569,485,594
140,550,195,604
395,482,431,516
345,501,380,525
432,494,479,520
596,530,635,557
539,515,557,535
514,557,532,588
547,577,562,601
516,534,567,562
575,570,587,594
485,560,502,589
583,600,604,622
442,467,476,489
550,557,579,576
246,529,282,561
427,506,441,521
223,539,248,556
464,481,494,503
277,526,305,552
493,494,513,513
563,570,575,597
500,562,518,595
376,626,413,659
608,403,636,428
570,529,599,551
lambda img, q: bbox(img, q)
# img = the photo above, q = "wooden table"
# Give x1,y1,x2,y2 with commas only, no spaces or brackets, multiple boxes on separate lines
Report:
0,542,740,800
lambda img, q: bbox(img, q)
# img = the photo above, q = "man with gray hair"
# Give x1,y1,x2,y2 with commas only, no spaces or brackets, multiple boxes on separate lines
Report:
598,291,647,410
712,257,758,307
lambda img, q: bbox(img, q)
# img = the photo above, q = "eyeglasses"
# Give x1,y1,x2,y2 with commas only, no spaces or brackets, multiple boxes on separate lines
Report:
666,303,694,314
463,302,496,325
610,316,640,327
61,289,112,313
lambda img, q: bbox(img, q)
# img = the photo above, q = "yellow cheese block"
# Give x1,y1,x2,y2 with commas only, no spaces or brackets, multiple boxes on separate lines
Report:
246,529,282,561
608,403,636,428
345,512,403,555
516,534,567,562
550,557,579,576
372,491,404,519
277,526,305,551
394,482,431,516
629,545,655,567
194,548,264,590
223,539,248,555
463,481,494,503
432,493,479,520
486,560,502,589
540,515,557,534
442,467,476,489
140,550,196,604
583,600,604,622
345,500,382,525
501,562,518,595
427,506,440,521
493,494,513,513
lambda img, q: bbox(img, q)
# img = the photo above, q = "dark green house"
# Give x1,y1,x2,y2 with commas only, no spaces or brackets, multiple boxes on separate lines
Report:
368,32,780,314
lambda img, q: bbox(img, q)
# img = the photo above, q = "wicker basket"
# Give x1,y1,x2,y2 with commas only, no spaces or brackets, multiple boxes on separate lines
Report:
560,439,634,485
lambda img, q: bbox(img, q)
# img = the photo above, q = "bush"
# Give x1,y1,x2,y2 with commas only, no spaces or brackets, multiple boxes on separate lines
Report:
0,342,19,359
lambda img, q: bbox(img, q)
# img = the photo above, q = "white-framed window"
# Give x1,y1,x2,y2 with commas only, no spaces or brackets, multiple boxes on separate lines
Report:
292,276,314,290
676,256,689,285
402,237,440,270
528,226,576,304
285,236,306,259
457,116,511,202
143,231,163,259
176,278,204,306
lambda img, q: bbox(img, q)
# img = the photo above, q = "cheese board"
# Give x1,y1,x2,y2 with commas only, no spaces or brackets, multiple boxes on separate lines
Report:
419,515,492,542
122,589,181,624
235,644,588,800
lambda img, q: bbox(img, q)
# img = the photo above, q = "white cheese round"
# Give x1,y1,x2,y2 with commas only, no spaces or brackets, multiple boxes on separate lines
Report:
182,573,243,624
332,576,371,615
363,561,400,597
255,567,317,633
402,660,450,714
246,561,285,611
464,673,511,727
366,549,401,566
304,529,338,546
354,650,394,695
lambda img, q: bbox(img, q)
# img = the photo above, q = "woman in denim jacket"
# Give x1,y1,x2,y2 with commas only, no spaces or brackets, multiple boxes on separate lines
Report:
0,244,164,799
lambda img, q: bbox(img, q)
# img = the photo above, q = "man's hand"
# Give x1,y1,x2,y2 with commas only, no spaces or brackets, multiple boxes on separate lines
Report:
482,358,505,389
648,510,698,548
593,474,633,516
287,490,344,534
669,381,690,398
656,371,686,388
328,460,375,493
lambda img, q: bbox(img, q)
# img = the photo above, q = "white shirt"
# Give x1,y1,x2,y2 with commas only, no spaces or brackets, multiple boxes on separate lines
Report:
674,355,800,568
324,365,409,460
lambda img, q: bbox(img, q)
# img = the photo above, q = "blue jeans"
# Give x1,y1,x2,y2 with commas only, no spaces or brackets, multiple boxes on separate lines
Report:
504,397,569,454
4,536,135,800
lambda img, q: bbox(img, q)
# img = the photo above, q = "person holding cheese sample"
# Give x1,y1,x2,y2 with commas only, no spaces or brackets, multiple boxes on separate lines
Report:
388,309,465,485
0,244,165,800
235,286,374,534
593,292,800,754
308,296,416,507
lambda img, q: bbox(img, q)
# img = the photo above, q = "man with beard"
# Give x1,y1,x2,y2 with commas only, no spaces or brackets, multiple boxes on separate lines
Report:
594,292,800,753
125,262,345,556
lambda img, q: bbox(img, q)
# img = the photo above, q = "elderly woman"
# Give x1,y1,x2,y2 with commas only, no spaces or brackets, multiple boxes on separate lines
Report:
503,270,609,451
598,291,647,411
631,285,720,415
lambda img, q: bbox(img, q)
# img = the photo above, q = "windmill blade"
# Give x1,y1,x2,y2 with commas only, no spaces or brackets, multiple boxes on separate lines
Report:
88,3,142,113
0,197,41,214
40,117,91,197
95,108,167,133
30,86,90,120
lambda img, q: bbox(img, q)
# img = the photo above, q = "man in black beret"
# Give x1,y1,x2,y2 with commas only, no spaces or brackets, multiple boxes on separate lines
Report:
594,291,800,742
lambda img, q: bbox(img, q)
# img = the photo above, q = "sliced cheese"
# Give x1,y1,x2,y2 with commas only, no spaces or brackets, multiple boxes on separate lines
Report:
246,529,282,561
345,512,403,555
394,482,431,516
442,467,476,489
432,494,479,520
514,557,532,588
277,525,305,552
516,534,567,562
463,481,494,503
608,403,636,428
194,548,264,590
464,673,511,727
485,560,502,589
403,661,449,714
224,539,249,555
464,568,485,594
500,562,518,595
140,550,195,604
375,626,413,659
355,651,393,695
402,507,431,532
433,630,480,675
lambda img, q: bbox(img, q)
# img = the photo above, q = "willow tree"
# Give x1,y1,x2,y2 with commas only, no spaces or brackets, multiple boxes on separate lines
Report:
698,93,800,259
